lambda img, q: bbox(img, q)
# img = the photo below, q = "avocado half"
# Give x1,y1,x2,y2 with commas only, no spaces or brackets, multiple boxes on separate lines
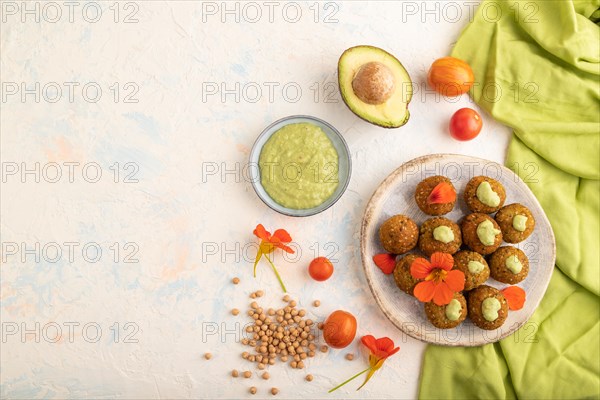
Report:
338,45,413,128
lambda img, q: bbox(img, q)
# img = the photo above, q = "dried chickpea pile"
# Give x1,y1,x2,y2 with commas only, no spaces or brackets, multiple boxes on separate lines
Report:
241,293,319,371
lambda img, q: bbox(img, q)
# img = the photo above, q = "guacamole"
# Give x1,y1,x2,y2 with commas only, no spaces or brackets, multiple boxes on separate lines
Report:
259,123,339,209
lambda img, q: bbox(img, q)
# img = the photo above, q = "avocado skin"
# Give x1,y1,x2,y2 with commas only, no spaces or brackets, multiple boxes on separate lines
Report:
337,45,412,129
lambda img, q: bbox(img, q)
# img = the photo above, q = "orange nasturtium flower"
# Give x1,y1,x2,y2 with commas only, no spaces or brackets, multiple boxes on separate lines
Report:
427,181,456,204
329,335,400,393
253,224,294,293
502,286,526,310
410,252,465,306
373,253,397,274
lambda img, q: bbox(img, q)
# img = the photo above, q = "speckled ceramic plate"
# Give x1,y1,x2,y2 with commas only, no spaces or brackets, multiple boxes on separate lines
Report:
360,154,555,346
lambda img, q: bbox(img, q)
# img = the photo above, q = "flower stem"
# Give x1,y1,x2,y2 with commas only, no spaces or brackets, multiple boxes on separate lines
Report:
328,367,372,393
264,254,287,293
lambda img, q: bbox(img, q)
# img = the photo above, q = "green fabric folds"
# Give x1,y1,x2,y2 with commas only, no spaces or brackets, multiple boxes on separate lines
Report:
419,1,600,399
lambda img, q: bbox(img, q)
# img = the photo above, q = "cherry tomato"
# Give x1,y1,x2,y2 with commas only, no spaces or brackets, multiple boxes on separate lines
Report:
308,257,334,281
323,310,357,349
428,57,474,97
449,108,483,141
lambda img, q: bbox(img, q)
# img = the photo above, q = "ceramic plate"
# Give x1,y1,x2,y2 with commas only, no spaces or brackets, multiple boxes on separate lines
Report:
360,154,555,346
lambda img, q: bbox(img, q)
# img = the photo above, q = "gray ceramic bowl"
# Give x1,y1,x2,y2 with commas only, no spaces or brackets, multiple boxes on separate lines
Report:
249,115,352,217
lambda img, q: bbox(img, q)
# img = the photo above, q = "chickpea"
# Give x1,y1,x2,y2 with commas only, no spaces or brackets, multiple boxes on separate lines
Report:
256,290,264,297
249,387,257,395
271,388,279,396
262,372,270,380
305,374,314,382
346,353,354,361
232,308,240,316
313,300,320,307
283,295,290,302
243,371,252,378
320,345,328,353
231,369,239,377
204,353,212,360
232,277,240,284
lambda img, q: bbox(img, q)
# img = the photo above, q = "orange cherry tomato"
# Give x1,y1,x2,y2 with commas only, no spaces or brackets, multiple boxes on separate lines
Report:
449,108,483,141
308,257,334,281
427,57,474,96
323,310,357,349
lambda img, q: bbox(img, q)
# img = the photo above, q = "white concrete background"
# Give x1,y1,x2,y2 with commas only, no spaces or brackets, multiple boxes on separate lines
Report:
0,1,511,399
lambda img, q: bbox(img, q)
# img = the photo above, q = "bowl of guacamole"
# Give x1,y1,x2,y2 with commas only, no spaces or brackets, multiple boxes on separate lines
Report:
249,115,351,217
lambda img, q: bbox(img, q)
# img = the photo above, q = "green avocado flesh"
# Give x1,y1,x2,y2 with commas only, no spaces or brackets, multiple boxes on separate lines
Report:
338,45,412,128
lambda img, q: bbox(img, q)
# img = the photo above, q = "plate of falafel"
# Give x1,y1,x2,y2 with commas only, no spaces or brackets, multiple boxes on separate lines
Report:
360,154,555,346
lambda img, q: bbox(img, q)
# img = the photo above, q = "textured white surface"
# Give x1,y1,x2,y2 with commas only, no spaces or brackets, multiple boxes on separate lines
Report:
0,1,511,399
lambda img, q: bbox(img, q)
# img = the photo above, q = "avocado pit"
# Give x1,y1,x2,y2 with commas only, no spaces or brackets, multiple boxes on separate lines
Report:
351,61,395,105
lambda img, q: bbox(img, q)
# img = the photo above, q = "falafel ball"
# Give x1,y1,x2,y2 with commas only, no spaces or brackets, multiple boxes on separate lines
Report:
379,214,419,254
393,254,421,296
415,176,456,216
489,246,529,284
467,285,509,330
424,292,468,329
495,203,535,243
464,176,506,214
418,217,462,256
461,213,502,255
453,250,490,291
